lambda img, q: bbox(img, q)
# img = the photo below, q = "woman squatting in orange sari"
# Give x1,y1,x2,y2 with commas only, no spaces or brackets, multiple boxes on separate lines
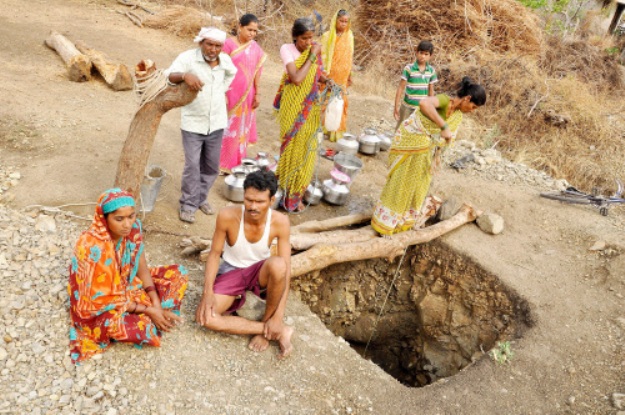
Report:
321,9,354,141
68,188,188,363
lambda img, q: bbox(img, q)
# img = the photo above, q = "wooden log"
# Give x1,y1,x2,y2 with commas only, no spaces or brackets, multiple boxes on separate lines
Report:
291,226,378,251
74,41,133,91
114,60,198,197
117,0,155,14
290,204,478,277
44,31,91,82
291,212,372,234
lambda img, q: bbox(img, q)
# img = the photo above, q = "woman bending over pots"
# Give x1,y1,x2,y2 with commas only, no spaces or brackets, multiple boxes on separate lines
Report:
371,77,486,235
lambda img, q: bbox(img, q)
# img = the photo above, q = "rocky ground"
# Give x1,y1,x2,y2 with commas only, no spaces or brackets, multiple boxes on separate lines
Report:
1,0,625,413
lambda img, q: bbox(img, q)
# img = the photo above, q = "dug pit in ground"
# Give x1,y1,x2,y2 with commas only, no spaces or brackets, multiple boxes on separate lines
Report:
291,240,534,387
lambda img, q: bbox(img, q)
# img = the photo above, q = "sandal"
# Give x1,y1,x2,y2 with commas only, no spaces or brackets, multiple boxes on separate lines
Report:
199,203,215,215
179,209,195,223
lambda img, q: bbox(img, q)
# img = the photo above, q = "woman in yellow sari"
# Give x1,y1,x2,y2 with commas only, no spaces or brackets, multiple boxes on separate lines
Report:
321,9,354,142
372,77,486,235
274,18,326,212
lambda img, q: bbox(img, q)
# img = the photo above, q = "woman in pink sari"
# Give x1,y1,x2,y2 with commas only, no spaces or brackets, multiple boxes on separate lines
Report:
220,14,267,173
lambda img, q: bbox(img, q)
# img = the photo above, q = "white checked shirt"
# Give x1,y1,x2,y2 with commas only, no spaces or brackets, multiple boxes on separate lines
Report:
166,48,237,135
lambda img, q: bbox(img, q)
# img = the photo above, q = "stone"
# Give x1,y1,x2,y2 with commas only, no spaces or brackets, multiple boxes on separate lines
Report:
0,347,7,360
476,212,505,235
236,293,266,321
613,393,625,410
34,215,56,233
8,172,21,180
438,197,462,221
588,240,606,251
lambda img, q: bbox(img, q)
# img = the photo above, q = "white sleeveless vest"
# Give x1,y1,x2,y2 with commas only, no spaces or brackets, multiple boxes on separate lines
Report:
222,206,272,268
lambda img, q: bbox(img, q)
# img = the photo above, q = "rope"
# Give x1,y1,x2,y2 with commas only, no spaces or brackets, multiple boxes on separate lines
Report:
363,245,410,357
134,69,168,110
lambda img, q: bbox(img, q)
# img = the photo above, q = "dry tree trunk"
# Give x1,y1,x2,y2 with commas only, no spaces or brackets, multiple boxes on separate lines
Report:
291,226,378,251
75,41,133,91
291,212,372,234
44,31,91,82
114,60,197,197
290,204,478,277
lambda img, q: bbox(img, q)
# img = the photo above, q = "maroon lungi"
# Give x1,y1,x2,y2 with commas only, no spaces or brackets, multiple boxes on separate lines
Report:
213,260,266,314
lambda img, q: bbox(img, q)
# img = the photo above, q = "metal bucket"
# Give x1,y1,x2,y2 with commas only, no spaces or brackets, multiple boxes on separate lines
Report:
140,165,166,212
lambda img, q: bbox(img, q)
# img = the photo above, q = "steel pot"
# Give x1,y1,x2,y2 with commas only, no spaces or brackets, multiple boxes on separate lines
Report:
378,131,393,151
304,180,324,205
240,158,260,174
333,152,363,180
322,169,351,205
336,133,359,156
223,167,247,202
358,129,381,155
255,152,273,171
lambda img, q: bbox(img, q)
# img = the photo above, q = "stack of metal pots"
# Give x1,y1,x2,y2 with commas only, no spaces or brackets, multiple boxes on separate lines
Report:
322,169,352,205
223,153,270,203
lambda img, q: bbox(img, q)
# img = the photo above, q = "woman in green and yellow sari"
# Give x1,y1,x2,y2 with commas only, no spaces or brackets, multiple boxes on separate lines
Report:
372,77,486,235
274,18,325,212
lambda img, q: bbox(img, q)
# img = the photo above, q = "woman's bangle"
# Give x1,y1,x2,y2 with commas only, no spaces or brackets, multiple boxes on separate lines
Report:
182,73,187,83
308,53,316,63
144,285,156,294
441,123,449,130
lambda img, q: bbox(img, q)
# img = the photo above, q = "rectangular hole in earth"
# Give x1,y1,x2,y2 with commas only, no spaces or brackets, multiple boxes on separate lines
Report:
291,240,534,387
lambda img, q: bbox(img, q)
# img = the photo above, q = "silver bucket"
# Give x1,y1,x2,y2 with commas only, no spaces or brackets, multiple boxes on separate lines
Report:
140,165,166,212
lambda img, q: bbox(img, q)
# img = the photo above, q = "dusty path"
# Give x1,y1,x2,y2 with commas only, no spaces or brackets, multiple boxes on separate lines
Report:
1,0,624,414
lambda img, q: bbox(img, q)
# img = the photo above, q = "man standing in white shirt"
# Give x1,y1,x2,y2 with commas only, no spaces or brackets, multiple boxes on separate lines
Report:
167,27,237,223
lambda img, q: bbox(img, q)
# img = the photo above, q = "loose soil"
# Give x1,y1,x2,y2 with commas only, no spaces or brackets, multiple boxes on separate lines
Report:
1,0,624,413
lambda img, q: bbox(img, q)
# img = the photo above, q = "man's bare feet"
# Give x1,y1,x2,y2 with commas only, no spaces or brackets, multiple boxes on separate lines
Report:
248,334,270,352
277,326,294,359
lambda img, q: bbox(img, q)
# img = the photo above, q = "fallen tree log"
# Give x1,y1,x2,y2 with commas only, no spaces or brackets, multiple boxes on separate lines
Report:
75,41,133,91
291,226,378,251
114,60,198,197
292,212,372,234
290,204,478,277
45,31,91,82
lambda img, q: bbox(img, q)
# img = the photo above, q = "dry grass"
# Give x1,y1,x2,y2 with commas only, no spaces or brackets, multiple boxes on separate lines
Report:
436,46,625,191
143,5,228,37
354,0,543,68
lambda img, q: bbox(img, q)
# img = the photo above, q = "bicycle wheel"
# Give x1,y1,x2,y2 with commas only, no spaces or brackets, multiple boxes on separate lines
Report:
540,191,593,205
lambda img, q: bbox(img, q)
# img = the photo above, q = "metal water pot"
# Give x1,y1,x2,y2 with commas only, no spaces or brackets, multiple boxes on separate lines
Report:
378,131,393,151
333,152,363,181
358,129,381,155
336,133,359,156
223,167,247,202
322,169,351,205
240,158,260,174
255,152,273,171
304,180,324,205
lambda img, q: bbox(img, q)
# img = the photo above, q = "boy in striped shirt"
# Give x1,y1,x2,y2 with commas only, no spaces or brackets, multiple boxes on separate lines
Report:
393,40,438,129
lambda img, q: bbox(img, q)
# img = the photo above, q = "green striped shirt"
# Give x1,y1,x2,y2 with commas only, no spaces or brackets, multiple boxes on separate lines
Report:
401,62,438,108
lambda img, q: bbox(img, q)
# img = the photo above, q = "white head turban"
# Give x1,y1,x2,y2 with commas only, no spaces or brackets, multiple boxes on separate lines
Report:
194,27,227,44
